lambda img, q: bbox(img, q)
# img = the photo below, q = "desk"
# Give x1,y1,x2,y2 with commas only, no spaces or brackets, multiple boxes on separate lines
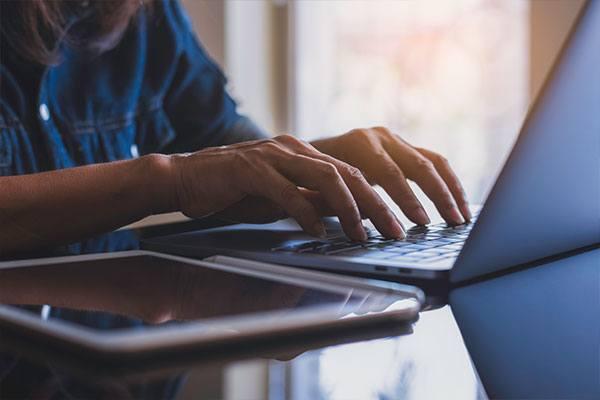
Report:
0,223,483,399
0,306,483,399
0,223,597,399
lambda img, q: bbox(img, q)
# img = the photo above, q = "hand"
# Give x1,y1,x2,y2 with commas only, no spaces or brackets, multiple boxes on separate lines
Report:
312,127,471,226
169,135,404,241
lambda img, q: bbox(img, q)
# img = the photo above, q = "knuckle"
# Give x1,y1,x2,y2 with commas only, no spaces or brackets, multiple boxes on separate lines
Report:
373,126,394,139
345,165,365,181
433,153,449,166
276,134,303,146
317,161,339,178
414,156,435,173
372,126,391,135
348,128,371,141
259,139,282,152
381,161,401,178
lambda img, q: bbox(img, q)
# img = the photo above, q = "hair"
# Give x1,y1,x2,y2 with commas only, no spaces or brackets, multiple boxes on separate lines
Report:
0,0,148,65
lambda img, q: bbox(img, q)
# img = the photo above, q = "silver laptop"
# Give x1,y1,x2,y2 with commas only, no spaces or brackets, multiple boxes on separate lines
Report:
143,0,599,282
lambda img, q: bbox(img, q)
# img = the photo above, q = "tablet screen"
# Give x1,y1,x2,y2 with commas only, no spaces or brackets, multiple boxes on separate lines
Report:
0,255,379,333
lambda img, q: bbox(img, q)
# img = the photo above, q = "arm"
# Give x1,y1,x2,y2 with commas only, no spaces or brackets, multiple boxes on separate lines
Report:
0,154,175,255
0,136,404,256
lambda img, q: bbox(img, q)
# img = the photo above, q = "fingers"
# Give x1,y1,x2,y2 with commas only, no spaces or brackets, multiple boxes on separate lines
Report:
298,189,336,216
215,190,336,225
385,137,466,225
248,166,327,238
363,151,430,226
232,138,373,240
416,148,472,221
275,154,368,241
337,163,405,238
274,135,404,239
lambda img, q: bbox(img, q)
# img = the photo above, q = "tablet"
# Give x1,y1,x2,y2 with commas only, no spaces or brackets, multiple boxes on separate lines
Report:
0,251,422,369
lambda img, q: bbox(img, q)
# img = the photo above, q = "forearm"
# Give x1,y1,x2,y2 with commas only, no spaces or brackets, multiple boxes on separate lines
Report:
0,154,176,255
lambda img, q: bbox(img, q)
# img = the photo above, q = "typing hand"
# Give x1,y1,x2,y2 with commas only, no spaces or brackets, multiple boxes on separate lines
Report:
312,127,471,226
170,135,404,241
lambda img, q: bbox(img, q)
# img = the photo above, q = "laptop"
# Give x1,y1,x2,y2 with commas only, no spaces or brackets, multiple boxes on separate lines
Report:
143,0,599,282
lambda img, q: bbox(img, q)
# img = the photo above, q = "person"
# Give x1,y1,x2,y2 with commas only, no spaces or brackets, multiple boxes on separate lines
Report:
0,0,471,256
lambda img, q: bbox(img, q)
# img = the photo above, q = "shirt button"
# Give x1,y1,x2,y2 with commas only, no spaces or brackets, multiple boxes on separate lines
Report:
130,144,140,158
39,104,50,121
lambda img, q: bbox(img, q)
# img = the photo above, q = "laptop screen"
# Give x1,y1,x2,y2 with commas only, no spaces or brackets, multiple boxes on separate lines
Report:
451,0,599,282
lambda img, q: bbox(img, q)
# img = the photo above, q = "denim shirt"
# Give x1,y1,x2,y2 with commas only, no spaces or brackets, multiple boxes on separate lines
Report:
0,0,266,176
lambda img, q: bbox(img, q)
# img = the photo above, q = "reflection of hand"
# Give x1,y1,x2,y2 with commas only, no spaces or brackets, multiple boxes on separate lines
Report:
170,135,403,241
0,259,310,325
171,265,308,321
312,127,471,225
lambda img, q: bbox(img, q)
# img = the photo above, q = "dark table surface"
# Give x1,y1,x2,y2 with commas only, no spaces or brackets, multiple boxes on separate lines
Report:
0,220,597,399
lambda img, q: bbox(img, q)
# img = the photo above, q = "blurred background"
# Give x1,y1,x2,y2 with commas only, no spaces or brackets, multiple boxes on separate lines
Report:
175,1,585,399
183,0,584,205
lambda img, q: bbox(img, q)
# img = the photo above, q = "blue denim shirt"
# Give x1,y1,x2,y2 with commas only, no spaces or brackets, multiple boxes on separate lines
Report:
0,0,266,176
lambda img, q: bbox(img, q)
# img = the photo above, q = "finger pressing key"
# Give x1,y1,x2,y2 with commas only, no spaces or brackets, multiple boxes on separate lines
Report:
276,154,367,241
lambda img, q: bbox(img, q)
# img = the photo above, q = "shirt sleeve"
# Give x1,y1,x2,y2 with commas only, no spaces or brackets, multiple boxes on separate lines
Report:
158,0,268,153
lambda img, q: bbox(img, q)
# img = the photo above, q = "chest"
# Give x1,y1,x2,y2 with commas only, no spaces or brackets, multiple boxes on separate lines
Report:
0,33,178,176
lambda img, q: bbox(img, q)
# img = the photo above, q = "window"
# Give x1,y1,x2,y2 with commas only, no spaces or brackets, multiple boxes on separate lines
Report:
291,0,530,203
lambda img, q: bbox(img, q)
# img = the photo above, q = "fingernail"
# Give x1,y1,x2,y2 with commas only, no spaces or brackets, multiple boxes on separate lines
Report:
449,205,465,225
390,212,406,238
461,203,472,222
415,207,430,225
355,224,368,241
312,221,327,238
392,221,405,239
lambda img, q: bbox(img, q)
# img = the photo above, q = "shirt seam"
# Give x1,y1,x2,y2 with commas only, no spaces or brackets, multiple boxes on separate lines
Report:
66,97,164,134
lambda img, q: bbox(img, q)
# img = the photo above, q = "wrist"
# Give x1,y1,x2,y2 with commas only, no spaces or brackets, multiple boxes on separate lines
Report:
140,153,179,215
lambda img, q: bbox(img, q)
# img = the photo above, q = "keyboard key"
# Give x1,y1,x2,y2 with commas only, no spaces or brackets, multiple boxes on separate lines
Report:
415,250,445,257
435,247,458,254
388,241,415,247
396,244,432,251
421,239,451,247
444,244,464,250
272,220,471,264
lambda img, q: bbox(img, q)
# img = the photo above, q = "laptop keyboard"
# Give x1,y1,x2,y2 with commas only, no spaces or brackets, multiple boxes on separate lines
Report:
272,216,477,265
